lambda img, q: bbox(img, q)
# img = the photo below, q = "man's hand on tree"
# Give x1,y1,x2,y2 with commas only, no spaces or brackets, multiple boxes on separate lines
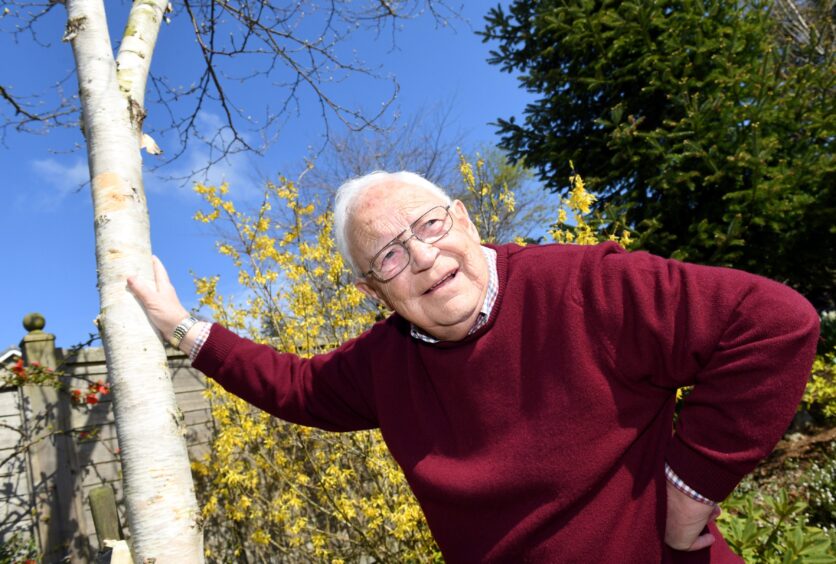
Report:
126,256,190,343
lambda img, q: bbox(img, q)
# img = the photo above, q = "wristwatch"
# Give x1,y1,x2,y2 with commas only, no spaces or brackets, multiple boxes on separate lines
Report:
169,315,199,348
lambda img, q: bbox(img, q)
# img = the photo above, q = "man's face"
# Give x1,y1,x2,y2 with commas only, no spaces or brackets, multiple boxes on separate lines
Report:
350,181,488,341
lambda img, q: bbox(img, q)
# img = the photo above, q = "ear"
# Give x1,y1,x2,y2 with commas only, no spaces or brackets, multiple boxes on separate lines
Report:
355,279,382,302
452,199,481,243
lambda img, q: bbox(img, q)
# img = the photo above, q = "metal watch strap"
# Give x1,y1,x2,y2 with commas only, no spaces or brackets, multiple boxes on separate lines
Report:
169,315,199,348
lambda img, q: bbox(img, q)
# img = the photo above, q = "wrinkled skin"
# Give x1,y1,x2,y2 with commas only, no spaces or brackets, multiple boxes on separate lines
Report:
350,181,489,342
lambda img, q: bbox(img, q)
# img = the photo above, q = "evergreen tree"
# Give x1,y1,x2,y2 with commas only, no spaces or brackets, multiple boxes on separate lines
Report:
482,0,834,308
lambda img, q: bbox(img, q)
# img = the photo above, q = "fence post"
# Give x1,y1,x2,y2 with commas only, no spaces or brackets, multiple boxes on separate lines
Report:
88,484,123,549
20,313,89,563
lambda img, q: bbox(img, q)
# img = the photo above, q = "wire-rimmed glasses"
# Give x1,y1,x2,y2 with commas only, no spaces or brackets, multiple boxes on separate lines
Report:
364,205,453,282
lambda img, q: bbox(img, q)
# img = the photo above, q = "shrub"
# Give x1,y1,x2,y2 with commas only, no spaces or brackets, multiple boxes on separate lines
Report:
803,356,836,425
718,487,835,562
0,530,38,564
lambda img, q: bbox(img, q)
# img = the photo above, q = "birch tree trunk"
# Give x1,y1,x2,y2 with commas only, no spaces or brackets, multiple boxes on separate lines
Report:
64,0,204,560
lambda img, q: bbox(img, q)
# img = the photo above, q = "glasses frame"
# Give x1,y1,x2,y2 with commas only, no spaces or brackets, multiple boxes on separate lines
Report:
363,205,453,283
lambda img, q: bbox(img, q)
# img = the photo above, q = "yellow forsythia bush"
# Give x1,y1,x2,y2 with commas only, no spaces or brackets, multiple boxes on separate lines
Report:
191,179,440,562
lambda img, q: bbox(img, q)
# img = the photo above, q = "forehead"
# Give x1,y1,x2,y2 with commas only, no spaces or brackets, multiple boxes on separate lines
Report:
349,182,447,252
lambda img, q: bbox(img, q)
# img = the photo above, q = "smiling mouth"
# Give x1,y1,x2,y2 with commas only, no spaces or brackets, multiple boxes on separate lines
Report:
425,270,458,294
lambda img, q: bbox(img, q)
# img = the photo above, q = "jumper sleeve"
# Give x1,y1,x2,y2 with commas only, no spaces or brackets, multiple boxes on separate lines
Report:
580,242,819,502
193,323,379,432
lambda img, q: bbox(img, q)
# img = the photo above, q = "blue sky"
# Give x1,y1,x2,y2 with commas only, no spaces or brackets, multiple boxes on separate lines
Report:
0,2,535,350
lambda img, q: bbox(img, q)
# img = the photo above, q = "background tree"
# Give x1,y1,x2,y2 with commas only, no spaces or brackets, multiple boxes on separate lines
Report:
455,146,550,244
302,104,465,191
481,0,834,309
298,108,554,245
1,1,457,561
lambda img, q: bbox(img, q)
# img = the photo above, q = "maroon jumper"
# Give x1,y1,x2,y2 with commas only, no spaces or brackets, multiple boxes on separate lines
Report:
194,242,819,562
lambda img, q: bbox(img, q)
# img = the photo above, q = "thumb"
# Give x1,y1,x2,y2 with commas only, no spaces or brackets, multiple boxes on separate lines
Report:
151,255,172,292
126,275,154,306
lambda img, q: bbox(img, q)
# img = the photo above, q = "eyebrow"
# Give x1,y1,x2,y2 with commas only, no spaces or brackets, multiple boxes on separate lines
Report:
371,227,409,262
368,206,429,261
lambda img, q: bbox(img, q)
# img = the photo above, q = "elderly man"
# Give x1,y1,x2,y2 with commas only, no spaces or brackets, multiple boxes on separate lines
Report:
129,171,819,563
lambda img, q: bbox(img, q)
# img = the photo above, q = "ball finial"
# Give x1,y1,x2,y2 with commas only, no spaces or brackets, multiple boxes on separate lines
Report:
23,313,46,333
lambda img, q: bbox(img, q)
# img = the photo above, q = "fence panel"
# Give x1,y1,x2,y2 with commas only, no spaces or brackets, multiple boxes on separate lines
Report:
1,340,214,563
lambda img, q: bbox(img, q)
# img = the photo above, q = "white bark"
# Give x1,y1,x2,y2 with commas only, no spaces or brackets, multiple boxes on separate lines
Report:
65,0,204,561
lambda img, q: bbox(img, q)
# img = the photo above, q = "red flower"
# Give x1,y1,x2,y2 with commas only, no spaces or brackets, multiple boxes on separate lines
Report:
11,358,25,377
85,394,99,405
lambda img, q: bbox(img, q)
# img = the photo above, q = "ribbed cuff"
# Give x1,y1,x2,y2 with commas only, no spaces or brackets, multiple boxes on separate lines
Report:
665,463,716,505
666,436,743,502
193,323,238,374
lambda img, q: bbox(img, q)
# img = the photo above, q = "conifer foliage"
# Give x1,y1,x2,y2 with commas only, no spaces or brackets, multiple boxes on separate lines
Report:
482,0,834,308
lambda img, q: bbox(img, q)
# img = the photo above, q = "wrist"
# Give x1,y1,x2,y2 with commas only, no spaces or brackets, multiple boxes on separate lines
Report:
163,308,189,341
169,315,199,348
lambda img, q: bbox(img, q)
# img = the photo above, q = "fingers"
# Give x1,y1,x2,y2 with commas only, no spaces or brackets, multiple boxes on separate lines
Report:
126,275,151,304
126,259,190,338
152,255,171,292
709,505,721,523
127,256,176,309
687,533,715,552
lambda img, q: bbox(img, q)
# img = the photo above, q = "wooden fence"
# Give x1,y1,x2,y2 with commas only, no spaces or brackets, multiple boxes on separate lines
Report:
0,318,213,563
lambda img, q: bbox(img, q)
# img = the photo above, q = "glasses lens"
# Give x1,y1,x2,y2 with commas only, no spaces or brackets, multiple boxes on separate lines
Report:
372,243,409,280
413,206,452,243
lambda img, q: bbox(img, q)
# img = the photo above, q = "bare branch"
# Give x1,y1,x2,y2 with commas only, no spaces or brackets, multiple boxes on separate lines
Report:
0,85,42,120
0,77,79,143
772,0,833,58
4,0,464,179
378,0,397,17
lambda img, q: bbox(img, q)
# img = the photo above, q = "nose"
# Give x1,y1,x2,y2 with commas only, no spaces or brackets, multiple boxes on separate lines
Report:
408,238,439,272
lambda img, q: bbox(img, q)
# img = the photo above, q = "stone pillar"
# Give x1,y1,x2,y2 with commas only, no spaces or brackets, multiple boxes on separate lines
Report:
20,314,89,563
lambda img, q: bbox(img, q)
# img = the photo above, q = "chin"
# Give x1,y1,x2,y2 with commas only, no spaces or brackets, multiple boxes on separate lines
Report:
431,304,478,330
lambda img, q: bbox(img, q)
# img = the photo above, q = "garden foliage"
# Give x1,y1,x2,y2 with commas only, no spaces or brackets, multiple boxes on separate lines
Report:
719,488,835,562
719,434,836,562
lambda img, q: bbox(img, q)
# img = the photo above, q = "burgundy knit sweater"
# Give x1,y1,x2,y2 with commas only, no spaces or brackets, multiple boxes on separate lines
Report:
194,242,819,562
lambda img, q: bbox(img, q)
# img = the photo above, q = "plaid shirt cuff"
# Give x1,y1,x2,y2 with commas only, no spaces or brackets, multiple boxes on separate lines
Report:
665,463,716,506
188,321,212,362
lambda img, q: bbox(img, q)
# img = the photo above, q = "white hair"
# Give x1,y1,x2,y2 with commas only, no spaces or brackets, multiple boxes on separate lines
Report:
334,170,452,278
